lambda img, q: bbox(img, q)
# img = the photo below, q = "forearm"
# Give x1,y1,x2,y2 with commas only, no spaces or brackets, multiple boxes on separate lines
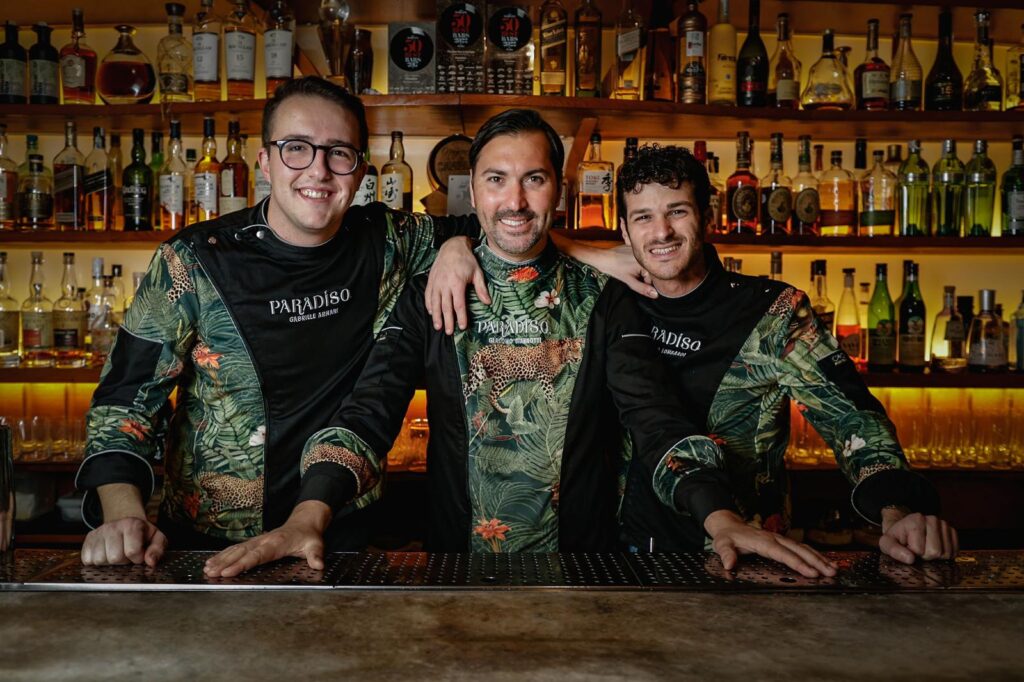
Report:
550,231,614,267
97,483,147,523
286,499,333,535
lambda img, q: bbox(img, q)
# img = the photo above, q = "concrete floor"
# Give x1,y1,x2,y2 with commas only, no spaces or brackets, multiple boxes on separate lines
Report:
2,590,1023,680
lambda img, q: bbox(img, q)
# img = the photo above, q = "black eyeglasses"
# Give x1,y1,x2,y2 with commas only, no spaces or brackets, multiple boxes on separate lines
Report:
269,139,363,175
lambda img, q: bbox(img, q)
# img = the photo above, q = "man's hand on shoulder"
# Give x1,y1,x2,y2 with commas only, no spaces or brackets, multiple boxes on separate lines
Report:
879,506,958,563
81,517,168,567
705,509,837,579
550,235,658,299
424,236,491,334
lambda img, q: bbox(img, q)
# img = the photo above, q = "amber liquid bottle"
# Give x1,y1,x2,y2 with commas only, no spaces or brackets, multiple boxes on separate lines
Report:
854,19,890,111
194,117,220,222
59,8,97,104
539,0,568,96
193,0,222,102
219,120,249,215
224,0,257,100
574,0,602,98
726,131,759,234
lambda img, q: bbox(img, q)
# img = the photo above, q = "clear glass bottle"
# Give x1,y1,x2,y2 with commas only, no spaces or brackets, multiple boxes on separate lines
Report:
855,19,889,111
224,0,257,100
193,0,222,102
964,140,997,237
59,8,97,105
818,151,856,236
810,259,835,333
836,267,862,363
88,274,119,368
858,281,871,357
898,140,929,236
931,139,964,237
539,0,568,97
109,264,127,321
867,263,896,372
968,289,1007,372
889,14,922,111
0,253,20,366
736,0,767,107
1008,24,1024,111
0,124,17,228
0,22,28,105
84,127,111,232
122,128,152,231
1001,142,1024,236
352,150,377,207
84,256,103,360
576,133,615,230
194,117,220,222
53,121,85,231
17,155,53,230
758,132,791,234
793,135,820,235
265,0,295,95
573,0,602,98
220,120,248,214
185,148,198,224
20,251,54,368
963,10,1002,112
931,285,966,373
897,261,926,372
611,0,646,100
925,8,962,112
150,132,164,229
252,152,272,206
29,23,59,105
767,13,800,109
707,0,736,106
381,131,413,212
726,131,758,234
108,133,123,228
160,120,188,231
859,150,896,236
97,25,156,105
53,252,86,368
801,30,852,111
158,2,193,103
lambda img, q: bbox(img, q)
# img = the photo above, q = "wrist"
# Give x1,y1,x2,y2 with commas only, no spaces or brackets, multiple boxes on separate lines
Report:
703,508,745,539
97,483,147,523
881,504,911,531
286,500,333,534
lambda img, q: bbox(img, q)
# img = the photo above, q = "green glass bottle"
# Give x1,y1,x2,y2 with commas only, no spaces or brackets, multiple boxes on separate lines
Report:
1001,139,1024,237
867,263,896,372
931,139,964,237
149,131,164,229
964,139,997,237
897,139,929,236
121,128,152,231
897,261,926,372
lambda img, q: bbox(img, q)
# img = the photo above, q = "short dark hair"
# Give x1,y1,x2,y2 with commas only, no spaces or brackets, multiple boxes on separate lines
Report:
262,77,369,152
469,109,564,185
617,144,711,228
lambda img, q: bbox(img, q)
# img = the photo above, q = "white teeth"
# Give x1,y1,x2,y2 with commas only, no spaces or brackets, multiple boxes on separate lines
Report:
299,189,329,199
651,246,678,255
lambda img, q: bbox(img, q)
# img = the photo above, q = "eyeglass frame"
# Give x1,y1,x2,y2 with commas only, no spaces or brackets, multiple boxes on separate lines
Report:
267,139,365,176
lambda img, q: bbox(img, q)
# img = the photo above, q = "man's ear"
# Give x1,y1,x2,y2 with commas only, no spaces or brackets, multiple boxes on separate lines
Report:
257,146,272,185
619,217,631,247
469,170,476,209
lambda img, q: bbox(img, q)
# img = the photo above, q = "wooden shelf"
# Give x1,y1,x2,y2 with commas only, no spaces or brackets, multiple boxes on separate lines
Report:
862,371,1024,388
0,367,101,383
0,229,167,248
710,234,1024,254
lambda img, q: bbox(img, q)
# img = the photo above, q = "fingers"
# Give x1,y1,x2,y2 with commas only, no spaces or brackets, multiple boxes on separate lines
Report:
144,528,168,567
473,269,491,305
122,522,147,564
621,269,659,299
452,288,468,332
429,285,444,331
715,538,738,571
758,540,820,579
950,525,959,557
780,538,837,577
923,515,944,560
879,533,917,565
304,540,325,571
103,528,129,565
440,291,456,335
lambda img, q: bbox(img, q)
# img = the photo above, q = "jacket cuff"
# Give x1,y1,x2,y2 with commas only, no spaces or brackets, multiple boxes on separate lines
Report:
851,468,941,526
672,469,738,530
297,463,359,514
75,451,155,529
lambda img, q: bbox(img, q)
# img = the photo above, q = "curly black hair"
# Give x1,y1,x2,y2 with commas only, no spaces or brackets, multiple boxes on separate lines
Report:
616,144,711,229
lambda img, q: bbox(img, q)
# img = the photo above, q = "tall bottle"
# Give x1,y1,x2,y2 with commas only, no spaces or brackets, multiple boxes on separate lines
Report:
224,0,257,100
925,8,962,112
1009,24,1024,111
59,8,96,105
194,117,220,222
83,127,111,231
855,19,889,111
160,120,188,231
818,151,856,236
53,121,86,231
931,139,964,237
859,150,896,236
158,2,193,103
539,0,568,97
29,23,59,105
726,131,758,234
759,132,791,234
707,0,736,106
964,140,997,238
964,10,1002,112
810,259,835,333
108,133,123,227
801,30,852,111
677,0,707,105
968,289,1007,372
185,148,198,224
867,263,896,372
0,253,18,366
381,131,413,212
264,0,295,95
122,129,152,231
898,140,929,236
193,0,222,102
897,262,926,372
1001,142,1024,237
767,13,800,109
736,0,768,107
17,155,53,230
575,133,615,230
149,132,164,229
1013,290,1024,371
931,285,966,373
0,22,27,105
611,1,646,100
0,124,15,228
252,152,272,206
792,136,820,235
89,274,119,367
769,251,782,281
352,151,378,206
20,252,53,368
889,14,922,111
573,0,602,98
53,252,86,368
706,151,725,231
836,267,862,363
219,120,248,215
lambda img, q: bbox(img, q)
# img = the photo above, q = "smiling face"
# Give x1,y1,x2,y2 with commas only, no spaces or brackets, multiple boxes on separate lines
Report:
470,130,559,262
259,95,366,246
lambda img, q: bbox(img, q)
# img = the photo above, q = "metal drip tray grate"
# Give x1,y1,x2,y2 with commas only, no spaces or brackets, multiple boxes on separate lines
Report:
0,550,77,587
903,551,1024,591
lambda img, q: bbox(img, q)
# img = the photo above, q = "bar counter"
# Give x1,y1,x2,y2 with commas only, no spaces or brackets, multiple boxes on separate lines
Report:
3,550,1024,680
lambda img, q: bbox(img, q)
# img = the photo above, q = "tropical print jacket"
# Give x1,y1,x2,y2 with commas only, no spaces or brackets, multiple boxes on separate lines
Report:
620,245,939,551
299,241,724,552
76,201,477,544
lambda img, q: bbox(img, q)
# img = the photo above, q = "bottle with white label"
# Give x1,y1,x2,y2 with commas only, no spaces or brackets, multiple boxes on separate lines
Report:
380,131,413,211
1001,140,1024,236
219,120,248,215
575,133,615,230
252,155,272,206
193,0,222,102
21,252,54,368
224,0,257,100
160,120,188,231
193,117,220,222
352,150,378,207
29,23,59,104
264,0,295,95
158,3,193,103
0,23,27,105
0,253,20,367
611,1,646,100
59,8,97,105
968,289,1007,372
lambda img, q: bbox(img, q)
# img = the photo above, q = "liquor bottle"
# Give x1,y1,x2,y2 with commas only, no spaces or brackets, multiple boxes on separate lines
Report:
964,140,997,237
381,131,413,212
725,131,758,234
576,133,615,230
836,268,862,362
539,0,568,97
964,10,1002,112
110,264,127,318
1001,141,1024,236
1013,290,1024,371
767,13,800,109
931,139,964,237
224,0,257,100
736,0,768,107
89,275,119,367
897,140,929,236
644,5,674,103
0,253,19,366
810,260,835,333
770,251,782,281
707,0,736,106
793,136,820,236
186,148,198,224
867,263,896,372
625,137,640,164
193,0,222,102
0,124,15,228
853,138,868,179
759,132,791,234
859,150,896,237
84,127,111,231
889,14,922,111
611,1,646,100
29,23,59,104
160,120,188,231
884,144,903,177
931,285,966,373
858,281,871,355
968,289,1007,372
801,30,852,111
97,25,156,105
897,262,925,372
21,252,54,368
126,272,145,314
707,152,725,232
253,153,272,206
352,150,378,206
108,133,123,228
677,0,707,105
264,0,295,95
59,8,96,105
925,9,962,112
0,22,27,105
894,259,912,312
1009,24,1024,111
150,132,164,229
818,151,856,236
220,121,248,215
84,256,103,356
996,303,1010,364
53,121,86,231
158,2,193,103
53,252,86,368
854,19,889,111
574,0,602,98
194,117,220,222
122,129,152,231
17,155,53,230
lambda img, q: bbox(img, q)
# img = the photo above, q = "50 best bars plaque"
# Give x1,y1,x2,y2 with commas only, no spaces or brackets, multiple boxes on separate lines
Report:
388,23,436,94
485,4,534,95
436,1,485,93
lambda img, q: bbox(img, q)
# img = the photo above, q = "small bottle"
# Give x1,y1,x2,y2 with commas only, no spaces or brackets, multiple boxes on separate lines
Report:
0,253,20,367
801,29,852,111
158,2,193,103
150,132,164,229
84,257,104,360
963,10,1002,112
964,140,997,237
224,0,257,101
897,262,926,373
573,0,602,98
836,268,863,363
122,128,152,231
84,127,112,231
931,139,964,237
108,133,123,227
925,8,962,112
889,14,922,111
265,0,296,95
110,264,127,321
97,25,156,105
0,22,27,105
855,19,889,111
160,120,188,231
770,251,782,281
252,152,272,206
576,133,616,230
645,5,674,103
768,13,800,109
0,124,15,228
858,281,871,356
194,117,220,222
29,23,59,105
53,252,87,368
758,132,791,234
1001,140,1024,237
53,121,86,231
1012,290,1024,371
193,0,222,102
59,8,97,105
810,260,835,334
867,263,896,372
17,155,53,230
20,251,54,368
706,0,736,106
186,148,198,224
897,140,929,236
931,285,966,373
736,0,768,107
792,135,820,235
611,0,646,101
1008,24,1024,111
380,131,413,212
818,151,856,236
125,271,145,314
539,0,568,97
859,150,896,236
219,120,248,215
726,131,758,234
352,150,378,207
968,289,1007,372
88,275,119,367
677,1,707,105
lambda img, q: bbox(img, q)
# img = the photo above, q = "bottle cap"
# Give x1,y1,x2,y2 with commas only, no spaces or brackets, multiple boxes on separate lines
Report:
979,289,996,313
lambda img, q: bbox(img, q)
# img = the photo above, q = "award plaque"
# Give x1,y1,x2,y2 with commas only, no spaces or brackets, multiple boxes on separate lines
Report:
388,23,436,94
485,3,534,95
436,1,485,93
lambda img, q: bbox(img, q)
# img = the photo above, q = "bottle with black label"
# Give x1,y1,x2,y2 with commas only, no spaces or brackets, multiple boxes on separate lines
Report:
897,262,926,372
122,128,152,231
539,0,567,96
931,285,966,373
759,132,791,234
84,127,112,231
736,0,767,107
792,136,820,235
0,22,27,104
29,23,59,104
726,131,758,234
964,10,1002,112
924,9,962,111
867,263,896,372
53,252,87,368
53,121,86,230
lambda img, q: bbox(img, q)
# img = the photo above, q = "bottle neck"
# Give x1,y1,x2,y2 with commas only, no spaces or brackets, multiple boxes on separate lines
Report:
202,136,217,159
588,141,601,161
29,263,44,290
866,23,879,54
390,137,405,161
61,263,77,295
168,17,183,35
0,263,8,295
1013,149,1024,167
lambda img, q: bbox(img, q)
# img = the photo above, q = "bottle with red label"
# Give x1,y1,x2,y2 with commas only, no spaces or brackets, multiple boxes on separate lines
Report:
59,8,97,104
736,0,767,106
726,131,758,234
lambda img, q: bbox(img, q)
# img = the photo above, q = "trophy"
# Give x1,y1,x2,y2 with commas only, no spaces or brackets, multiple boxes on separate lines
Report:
319,0,355,89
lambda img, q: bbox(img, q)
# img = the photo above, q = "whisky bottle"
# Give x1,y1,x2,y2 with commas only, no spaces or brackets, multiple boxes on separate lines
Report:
0,23,27,105
352,150,378,206
219,120,248,215
1001,141,1024,236
791,137,820,236
193,0,222,102
758,132,791,235
0,124,15,228
96,25,156,105
967,289,1007,372
964,140,997,237
836,267,862,362
889,14,921,111
810,260,835,333
736,0,767,107
707,151,725,232
931,285,966,373
252,153,272,206
109,264,127,321
150,132,164,229
854,19,889,111
264,0,295,95
381,131,413,212
84,127,111,231
818,151,856,236
159,120,188,231
186,148,198,224
867,263,896,372
859,150,896,237
158,2,193,103
194,117,220,222
801,30,852,111
575,133,615,230
17,155,53,230
122,128,152,231
1013,291,1024,371
88,275,119,367
677,0,707,104
59,8,96,105
931,139,964,237
53,121,86,231
20,252,54,368
0,253,19,366
84,257,103,358
573,0,602,98
29,23,59,104
539,0,567,96
924,9,962,112
770,251,782,281
897,262,926,372
706,0,736,106
768,13,800,109
1008,24,1024,111
53,252,86,368
854,138,868,179
725,131,758,234
897,140,929,236
964,10,1002,112
224,0,257,100
884,144,903,235
611,1,646,100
